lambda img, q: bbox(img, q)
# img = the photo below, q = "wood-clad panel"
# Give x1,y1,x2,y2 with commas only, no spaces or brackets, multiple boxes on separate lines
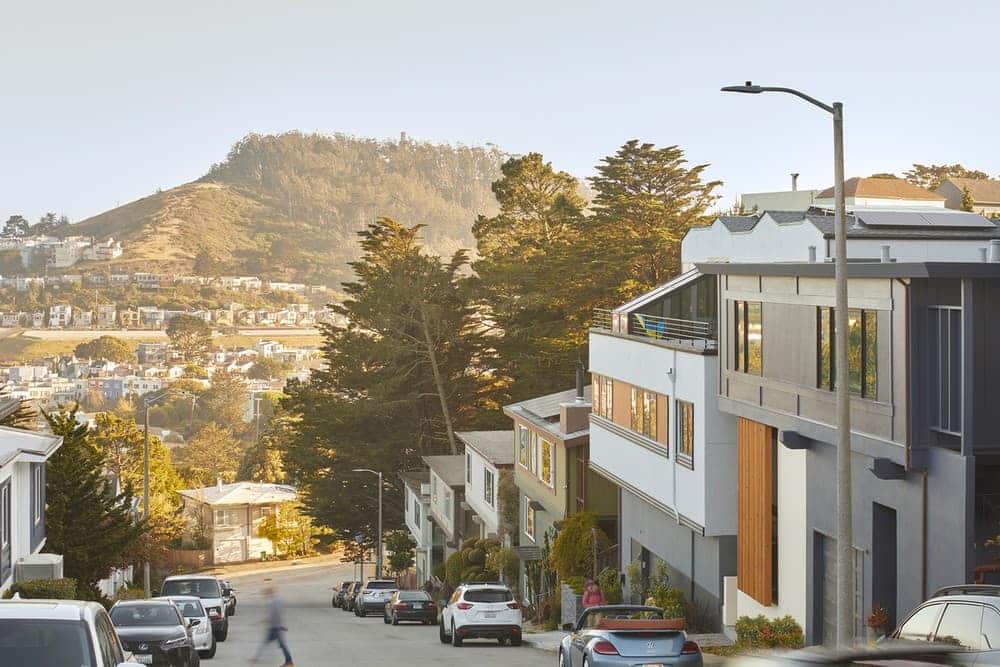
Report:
737,417,774,606
612,380,632,429
656,394,669,446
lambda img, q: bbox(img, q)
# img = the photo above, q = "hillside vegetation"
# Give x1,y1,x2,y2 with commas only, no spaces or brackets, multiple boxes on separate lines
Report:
73,133,505,284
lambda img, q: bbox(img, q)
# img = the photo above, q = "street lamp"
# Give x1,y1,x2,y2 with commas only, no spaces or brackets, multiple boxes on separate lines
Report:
141,388,197,598
722,81,852,646
352,468,384,578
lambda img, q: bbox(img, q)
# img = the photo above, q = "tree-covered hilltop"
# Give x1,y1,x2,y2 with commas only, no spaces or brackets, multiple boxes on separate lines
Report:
71,132,505,285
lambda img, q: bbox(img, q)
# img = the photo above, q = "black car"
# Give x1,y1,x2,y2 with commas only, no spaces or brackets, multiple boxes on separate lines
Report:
333,581,354,608
110,599,199,667
343,581,363,612
383,590,438,625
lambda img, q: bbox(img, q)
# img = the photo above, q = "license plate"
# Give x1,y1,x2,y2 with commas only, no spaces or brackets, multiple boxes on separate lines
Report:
134,655,153,665
484,612,497,619
413,603,423,609
641,664,664,667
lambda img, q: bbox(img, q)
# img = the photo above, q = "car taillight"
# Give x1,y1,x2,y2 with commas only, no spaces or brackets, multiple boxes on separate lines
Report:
428,602,437,609
457,602,473,610
681,640,700,655
395,603,411,610
593,640,619,655
506,601,520,609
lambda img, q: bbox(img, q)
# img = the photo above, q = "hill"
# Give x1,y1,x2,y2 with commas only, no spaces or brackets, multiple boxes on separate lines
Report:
72,132,506,285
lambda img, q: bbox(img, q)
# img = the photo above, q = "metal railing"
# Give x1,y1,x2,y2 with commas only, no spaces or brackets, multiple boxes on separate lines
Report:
592,308,613,331
629,312,716,349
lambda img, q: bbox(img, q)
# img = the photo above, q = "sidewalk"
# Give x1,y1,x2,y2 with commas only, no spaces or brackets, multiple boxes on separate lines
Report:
198,551,346,580
523,629,731,664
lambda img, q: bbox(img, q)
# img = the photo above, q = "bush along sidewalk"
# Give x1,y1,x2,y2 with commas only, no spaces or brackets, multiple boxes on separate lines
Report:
734,614,805,650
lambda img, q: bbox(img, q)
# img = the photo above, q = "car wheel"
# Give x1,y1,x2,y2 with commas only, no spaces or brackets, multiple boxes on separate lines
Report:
188,648,201,667
510,634,522,647
497,637,506,646
451,622,463,647
392,613,399,626
438,620,449,644
199,636,217,659
214,618,229,642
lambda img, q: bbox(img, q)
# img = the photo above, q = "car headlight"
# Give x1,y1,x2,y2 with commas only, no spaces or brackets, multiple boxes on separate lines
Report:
196,622,212,634
160,635,189,650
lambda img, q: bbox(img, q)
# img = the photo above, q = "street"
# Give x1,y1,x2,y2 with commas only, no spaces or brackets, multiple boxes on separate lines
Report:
211,564,551,666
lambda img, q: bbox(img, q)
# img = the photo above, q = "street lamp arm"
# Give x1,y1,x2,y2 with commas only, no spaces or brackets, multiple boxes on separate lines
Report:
721,81,835,114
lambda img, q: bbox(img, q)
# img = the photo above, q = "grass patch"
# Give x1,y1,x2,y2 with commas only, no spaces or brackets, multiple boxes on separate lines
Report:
0,336,81,362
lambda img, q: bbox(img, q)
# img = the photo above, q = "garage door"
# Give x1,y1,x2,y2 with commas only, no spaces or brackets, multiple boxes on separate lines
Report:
214,539,246,564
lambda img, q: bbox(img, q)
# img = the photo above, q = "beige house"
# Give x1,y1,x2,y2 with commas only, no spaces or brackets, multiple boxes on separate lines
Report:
178,482,297,564
936,177,1000,217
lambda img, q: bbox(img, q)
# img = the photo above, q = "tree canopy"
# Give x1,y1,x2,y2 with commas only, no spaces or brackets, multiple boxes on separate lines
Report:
166,314,212,360
74,336,136,363
903,163,992,190
173,422,245,487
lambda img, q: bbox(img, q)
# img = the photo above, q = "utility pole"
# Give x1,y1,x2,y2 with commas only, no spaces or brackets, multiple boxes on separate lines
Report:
142,399,151,598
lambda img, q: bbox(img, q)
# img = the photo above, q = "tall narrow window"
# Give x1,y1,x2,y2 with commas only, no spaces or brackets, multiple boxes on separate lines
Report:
676,400,694,468
928,306,962,433
817,307,877,398
466,452,471,483
591,374,613,419
484,468,495,507
734,301,763,374
540,439,554,488
517,425,529,467
524,497,535,541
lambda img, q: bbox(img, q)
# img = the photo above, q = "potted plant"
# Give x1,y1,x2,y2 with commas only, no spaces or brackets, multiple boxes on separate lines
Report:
866,605,890,641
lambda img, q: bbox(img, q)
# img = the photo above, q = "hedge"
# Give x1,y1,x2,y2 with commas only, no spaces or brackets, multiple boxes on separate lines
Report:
735,614,805,649
3,578,78,600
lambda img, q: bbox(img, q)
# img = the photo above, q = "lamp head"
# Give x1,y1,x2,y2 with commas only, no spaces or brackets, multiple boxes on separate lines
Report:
721,80,763,94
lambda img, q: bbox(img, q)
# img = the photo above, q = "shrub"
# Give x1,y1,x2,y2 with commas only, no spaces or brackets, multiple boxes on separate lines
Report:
735,615,805,649
445,551,465,587
2,578,78,600
597,567,622,604
565,575,586,595
659,588,686,619
114,585,147,601
461,537,479,551
549,512,611,582
466,548,486,566
486,547,519,585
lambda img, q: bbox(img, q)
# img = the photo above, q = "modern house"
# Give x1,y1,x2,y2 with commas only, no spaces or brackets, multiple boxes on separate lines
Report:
457,431,514,540
0,401,64,594
589,269,738,630
692,230,1000,644
177,481,297,564
423,455,469,557
401,469,441,586
937,177,1000,217
503,383,618,592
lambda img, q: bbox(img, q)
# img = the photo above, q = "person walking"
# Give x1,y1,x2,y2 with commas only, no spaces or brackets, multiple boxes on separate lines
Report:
252,586,294,667
582,579,606,608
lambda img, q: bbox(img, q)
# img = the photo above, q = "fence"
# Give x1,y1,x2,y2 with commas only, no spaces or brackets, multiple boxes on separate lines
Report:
629,313,716,349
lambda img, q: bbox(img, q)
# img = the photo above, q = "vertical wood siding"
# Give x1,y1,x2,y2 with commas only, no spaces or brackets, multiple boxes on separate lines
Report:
737,417,774,606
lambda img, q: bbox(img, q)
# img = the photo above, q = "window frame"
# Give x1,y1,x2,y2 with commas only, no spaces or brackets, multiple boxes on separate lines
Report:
523,496,535,542
734,300,763,375
484,467,495,507
676,400,694,469
592,374,613,419
466,452,471,484
539,439,555,489
517,425,529,467
214,508,239,528
816,306,878,399
32,465,42,525
630,386,658,439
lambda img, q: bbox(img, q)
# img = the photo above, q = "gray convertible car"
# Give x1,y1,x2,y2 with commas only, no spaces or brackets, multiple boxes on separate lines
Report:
559,605,702,667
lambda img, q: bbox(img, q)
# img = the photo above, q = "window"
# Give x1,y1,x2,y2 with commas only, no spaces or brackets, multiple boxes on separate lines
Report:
32,465,42,524
933,603,983,649
466,452,471,483
734,301,763,374
214,509,239,527
982,609,1000,649
816,307,878,398
431,475,438,503
539,439,554,488
413,497,421,525
592,374,613,419
927,306,962,434
897,604,943,642
630,387,657,439
524,497,535,541
518,425,529,467
1,483,9,551
677,400,694,468
484,468,495,507
527,432,537,475
444,489,452,520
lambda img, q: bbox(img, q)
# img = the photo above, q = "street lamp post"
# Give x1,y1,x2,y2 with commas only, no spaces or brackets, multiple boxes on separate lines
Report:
722,82,852,646
141,388,197,598
353,468,384,578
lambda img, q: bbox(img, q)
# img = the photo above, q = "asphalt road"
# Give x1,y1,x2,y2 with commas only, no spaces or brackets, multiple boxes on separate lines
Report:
210,563,552,667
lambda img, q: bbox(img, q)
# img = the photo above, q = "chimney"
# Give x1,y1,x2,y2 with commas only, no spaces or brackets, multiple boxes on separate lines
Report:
791,173,800,191
808,245,817,263
880,245,891,263
217,477,224,492
575,360,585,403
979,247,988,263
991,240,1000,263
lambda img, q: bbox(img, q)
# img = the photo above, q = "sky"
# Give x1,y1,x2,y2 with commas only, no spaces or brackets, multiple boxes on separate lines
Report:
2,0,999,223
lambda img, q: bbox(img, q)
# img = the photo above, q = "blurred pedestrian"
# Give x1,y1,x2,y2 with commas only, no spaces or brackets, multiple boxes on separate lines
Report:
582,579,606,608
252,586,294,667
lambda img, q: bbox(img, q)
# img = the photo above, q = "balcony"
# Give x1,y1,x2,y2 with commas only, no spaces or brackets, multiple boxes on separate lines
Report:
592,308,716,351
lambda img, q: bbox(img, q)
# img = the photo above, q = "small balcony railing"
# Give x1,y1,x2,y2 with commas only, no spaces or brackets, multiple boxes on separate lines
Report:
629,312,716,349
592,308,613,331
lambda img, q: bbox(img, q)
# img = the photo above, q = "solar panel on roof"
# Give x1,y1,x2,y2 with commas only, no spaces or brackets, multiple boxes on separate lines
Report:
918,212,996,228
855,211,930,227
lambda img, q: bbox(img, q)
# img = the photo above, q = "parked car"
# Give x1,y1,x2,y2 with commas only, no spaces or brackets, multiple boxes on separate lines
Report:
333,581,354,608
157,595,216,659
355,579,398,617
886,584,1000,656
438,582,522,647
110,599,200,666
160,575,229,642
0,598,131,666
220,581,236,617
343,581,363,612
383,590,438,625
558,605,700,666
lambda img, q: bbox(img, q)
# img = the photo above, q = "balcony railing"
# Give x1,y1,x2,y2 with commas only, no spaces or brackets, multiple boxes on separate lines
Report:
592,308,613,331
629,312,716,349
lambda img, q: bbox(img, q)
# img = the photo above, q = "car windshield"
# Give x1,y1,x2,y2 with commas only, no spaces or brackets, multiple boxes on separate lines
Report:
161,579,221,599
0,619,94,667
111,605,182,627
399,591,431,601
169,599,205,618
366,581,396,590
464,588,513,603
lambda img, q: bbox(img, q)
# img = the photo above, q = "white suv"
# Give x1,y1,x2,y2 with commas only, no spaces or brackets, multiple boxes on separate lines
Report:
0,598,131,666
355,579,398,617
439,583,522,647
160,574,229,641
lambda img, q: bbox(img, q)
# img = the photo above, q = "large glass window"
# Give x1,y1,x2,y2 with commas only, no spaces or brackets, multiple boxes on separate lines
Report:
927,306,962,434
897,604,943,642
816,307,877,398
676,400,694,468
592,374,613,419
734,301,762,374
933,603,983,649
630,387,657,439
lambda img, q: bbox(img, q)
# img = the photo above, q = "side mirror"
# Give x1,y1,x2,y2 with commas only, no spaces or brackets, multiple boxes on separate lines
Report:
188,619,201,627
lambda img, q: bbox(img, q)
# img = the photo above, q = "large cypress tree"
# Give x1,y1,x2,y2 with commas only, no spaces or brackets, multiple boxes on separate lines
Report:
44,409,146,600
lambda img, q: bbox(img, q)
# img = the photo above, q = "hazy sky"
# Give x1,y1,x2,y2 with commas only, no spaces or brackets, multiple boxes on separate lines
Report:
2,1,998,223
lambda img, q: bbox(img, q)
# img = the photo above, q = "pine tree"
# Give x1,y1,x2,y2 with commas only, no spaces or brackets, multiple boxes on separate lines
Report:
44,409,146,600
961,186,976,212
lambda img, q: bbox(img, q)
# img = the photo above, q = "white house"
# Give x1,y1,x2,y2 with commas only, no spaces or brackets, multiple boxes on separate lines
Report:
423,455,467,555
401,470,440,586
177,482,298,564
48,304,72,328
457,431,514,539
0,408,64,594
